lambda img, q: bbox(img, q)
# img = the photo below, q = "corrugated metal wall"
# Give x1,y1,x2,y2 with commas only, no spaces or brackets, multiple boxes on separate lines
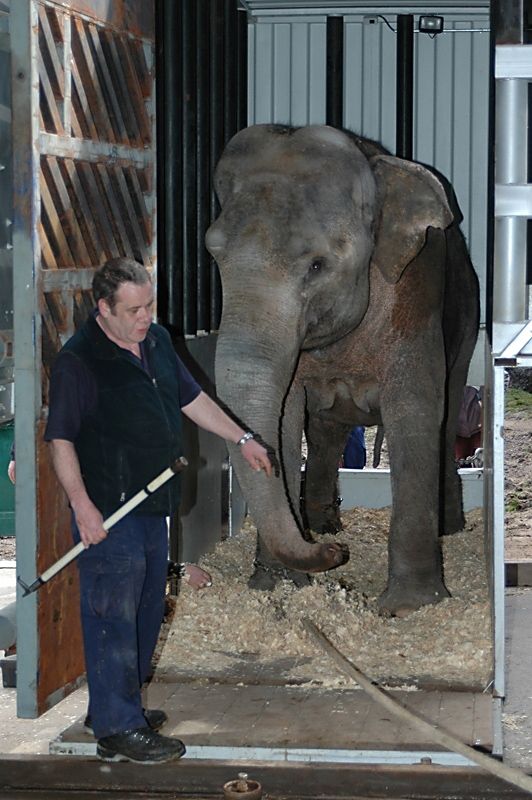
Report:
247,11,490,324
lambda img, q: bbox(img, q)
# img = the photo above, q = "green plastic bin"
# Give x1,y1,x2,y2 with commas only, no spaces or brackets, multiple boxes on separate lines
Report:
0,421,14,537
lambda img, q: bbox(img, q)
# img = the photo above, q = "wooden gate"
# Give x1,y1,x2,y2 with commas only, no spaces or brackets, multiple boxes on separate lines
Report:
11,0,156,717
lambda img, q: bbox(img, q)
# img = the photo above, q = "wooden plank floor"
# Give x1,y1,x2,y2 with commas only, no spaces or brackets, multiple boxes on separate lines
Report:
54,682,493,757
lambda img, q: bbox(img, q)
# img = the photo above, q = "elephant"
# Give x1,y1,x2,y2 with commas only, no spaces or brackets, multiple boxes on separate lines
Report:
206,124,480,616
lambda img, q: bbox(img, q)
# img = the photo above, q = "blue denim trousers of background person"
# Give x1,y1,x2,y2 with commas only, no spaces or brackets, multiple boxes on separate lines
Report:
73,514,168,739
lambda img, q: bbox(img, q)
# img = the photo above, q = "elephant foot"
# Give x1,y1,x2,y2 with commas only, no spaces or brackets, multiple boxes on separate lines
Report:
377,580,450,617
305,499,343,536
248,559,312,591
442,508,466,536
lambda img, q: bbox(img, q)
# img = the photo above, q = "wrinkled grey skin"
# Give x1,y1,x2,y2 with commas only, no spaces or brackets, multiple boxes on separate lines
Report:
206,124,479,616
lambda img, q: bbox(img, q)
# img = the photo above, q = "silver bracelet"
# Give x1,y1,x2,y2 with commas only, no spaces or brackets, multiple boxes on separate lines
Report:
237,432,254,447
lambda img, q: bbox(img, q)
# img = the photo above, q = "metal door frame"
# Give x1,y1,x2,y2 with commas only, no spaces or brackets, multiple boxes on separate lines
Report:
11,0,156,717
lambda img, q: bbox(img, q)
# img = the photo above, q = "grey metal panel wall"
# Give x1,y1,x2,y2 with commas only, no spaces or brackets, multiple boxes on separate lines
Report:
247,11,490,322
248,18,326,124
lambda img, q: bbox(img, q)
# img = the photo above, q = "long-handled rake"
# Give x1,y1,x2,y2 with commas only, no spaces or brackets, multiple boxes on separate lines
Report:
17,457,188,597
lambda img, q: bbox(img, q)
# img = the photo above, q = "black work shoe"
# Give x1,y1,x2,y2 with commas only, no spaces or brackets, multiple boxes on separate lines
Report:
84,708,168,736
96,727,186,764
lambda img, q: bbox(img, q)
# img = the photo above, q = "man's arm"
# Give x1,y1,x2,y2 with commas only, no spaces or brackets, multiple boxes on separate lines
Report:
49,439,107,546
181,391,272,476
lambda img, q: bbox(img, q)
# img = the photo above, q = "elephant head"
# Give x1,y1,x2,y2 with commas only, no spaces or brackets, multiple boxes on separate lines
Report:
206,125,453,574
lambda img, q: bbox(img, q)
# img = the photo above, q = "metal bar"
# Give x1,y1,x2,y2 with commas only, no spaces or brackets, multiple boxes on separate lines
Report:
236,5,248,133
492,364,506,698
495,183,532,216
496,43,532,77
182,0,197,336
195,0,211,333
224,0,238,142
326,16,343,128
209,0,224,329
493,78,528,322
396,14,414,160
498,318,532,358
11,0,40,719
159,0,183,330
492,0,525,44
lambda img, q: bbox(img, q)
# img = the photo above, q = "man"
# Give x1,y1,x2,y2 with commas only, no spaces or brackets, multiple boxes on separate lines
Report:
45,258,271,764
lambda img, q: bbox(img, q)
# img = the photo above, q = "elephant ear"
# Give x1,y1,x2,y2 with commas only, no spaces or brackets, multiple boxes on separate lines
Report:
370,154,454,284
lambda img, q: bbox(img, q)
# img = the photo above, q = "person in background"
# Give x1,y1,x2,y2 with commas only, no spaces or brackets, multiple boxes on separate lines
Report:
342,426,366,469
7,442,14,484
45,257,272,765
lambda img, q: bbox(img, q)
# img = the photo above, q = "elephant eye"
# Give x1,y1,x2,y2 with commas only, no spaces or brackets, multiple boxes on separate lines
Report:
309,258,325,273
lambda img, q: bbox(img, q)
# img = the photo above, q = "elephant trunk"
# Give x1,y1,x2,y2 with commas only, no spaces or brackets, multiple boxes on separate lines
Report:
215,318,349,573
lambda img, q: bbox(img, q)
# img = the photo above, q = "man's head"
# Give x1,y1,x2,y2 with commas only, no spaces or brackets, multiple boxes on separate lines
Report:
93,258,154,349
93,258,151,309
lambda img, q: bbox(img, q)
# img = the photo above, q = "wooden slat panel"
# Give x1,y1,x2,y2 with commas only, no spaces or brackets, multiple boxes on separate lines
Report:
38,51,63,134
71,52,99,140
126,165,152,246
87,22,129,143
71,16,116,143
112,163,148,263
100,29,143,144
38,218,59,270
94,162,135,259
62,158,107,264
40,168,76,267
38,4,65,99
43,156,93,266
78,161,121,260
114,34,151,144
129,37,152,98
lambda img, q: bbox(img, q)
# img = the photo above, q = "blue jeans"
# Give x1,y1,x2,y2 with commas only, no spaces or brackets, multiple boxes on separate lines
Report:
74,514,168,739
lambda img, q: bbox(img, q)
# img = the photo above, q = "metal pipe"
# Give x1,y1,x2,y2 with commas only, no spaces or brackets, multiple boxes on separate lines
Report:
195,0,210,333
182,0,197,336
493,78,528,321
158,0,183,331
493,0,525,44
236,6,248,134
396,14,414,160
209,0,224,329
223,0,237,143
326,16,344,129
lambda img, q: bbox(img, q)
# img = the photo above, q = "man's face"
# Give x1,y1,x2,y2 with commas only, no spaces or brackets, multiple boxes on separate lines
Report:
97,280,154,347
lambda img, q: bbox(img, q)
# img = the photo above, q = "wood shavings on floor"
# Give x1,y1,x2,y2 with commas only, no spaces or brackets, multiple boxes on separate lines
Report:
155,508,492,690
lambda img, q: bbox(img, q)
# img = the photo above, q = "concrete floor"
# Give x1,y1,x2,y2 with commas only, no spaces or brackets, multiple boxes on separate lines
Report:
1,558,532,772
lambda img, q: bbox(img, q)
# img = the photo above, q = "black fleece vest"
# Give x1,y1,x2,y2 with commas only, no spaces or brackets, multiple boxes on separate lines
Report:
63,316,183,517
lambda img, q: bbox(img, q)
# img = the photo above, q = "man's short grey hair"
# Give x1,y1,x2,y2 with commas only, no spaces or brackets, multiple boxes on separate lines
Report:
92,258,151,308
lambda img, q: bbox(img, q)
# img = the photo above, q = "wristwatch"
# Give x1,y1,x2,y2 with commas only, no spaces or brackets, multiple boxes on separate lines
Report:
237,432,254,447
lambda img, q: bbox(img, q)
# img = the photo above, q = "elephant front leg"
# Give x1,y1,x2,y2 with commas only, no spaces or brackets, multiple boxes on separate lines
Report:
379,414,450,616
304,414,353,535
